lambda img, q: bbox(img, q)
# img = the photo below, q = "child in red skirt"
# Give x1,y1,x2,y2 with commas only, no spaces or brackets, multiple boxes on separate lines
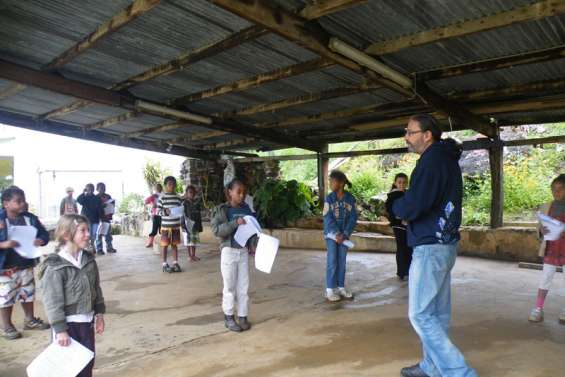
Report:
529,174,565,323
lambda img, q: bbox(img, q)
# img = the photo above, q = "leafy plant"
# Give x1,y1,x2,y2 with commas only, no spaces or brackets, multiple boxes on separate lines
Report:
254,179,315,228
143,159,168,193
119,193,144,214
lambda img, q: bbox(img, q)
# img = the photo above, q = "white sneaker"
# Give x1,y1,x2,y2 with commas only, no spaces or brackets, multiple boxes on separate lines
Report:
559,309,565,325
528,307,544,322
338,287,353,299
326,289,341,302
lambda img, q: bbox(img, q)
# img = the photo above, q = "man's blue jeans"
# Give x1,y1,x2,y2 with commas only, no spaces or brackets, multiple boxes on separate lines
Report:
408,243,477,377
95,223,113,251
89,223,99,250
325,239,348,289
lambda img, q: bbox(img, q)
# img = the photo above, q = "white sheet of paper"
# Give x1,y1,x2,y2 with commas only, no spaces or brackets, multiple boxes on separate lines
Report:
234,215,261,247
169,206,184,217
255,233,279,274
97,222,110,236
325,232,355,249
182,231,188,246
27,337,94,377
103,201,115,215
7,225,41,259
538,212,565,241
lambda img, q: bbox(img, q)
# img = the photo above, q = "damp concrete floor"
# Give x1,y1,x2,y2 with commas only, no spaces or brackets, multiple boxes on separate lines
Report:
2,235,564,377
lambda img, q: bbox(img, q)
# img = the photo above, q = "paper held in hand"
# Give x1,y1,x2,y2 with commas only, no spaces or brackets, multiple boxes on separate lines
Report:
234,215,262,247
7,225,42,259
103,200,115,216
169,206,184,217
326,232,355,249
27,337,94,377
234,216,280,273
537,212,565,241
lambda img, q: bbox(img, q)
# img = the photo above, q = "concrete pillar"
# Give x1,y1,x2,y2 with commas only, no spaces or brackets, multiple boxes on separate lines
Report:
317,145,329,204
489,128,504,228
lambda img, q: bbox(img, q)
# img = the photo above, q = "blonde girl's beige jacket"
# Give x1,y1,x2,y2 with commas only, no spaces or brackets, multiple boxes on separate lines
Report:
538,203,551,257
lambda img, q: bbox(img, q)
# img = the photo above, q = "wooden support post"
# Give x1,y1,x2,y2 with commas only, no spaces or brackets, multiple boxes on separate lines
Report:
317,145,330,205
489,128,504,228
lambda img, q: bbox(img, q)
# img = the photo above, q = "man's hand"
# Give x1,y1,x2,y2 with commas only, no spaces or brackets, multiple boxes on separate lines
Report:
56,331,71,347
164,208,170,216
95,314,105,334
236,218,246,225
335,233,344,244
0,240,19,249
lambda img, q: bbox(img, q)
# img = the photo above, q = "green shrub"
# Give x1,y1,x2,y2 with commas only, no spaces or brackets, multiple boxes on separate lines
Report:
119,193,144,214
254,179,315,228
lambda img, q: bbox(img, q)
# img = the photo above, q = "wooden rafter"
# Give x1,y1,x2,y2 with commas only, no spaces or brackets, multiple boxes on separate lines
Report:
0,83,26,100
417,44,565,82
0,110,218,159
365,0,565,55
39,100,92,120
124,122,189,138
0,59,319,151
44,0,161,70
299,0,368,19
85,111,138,131
209,0,411,96
217,83,379,118
171,58,333,105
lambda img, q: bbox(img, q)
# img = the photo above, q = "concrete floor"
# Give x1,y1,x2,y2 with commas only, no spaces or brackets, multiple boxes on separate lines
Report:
2,235,564,377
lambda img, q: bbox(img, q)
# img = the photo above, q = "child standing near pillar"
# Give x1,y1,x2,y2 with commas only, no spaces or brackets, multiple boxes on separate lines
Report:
529,174,565,323
323,170,358,302
183,185,203,262
211,179,253,332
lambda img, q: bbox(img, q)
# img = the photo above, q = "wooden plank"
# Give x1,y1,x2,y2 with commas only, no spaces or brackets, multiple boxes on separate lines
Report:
0,83,26,100
86,111,137,130
112,25,268,90
217,84,379,118
417,45,565,81
125,122,189,138
44,0,161,70
0,109,218,159
172,58,333,105
489,128,504,228
299,0,368,19
39,100,91,120
209,0,411,97
365,0,565,55
0,60,127,107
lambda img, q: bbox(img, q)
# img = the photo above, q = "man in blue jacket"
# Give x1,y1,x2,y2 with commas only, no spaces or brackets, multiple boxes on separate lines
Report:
393,114,477,377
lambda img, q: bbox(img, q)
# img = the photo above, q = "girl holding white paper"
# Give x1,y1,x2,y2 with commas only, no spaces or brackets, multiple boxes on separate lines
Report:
211,179,254,333
529,174,565,324
39,214,105,377
323,170,358,302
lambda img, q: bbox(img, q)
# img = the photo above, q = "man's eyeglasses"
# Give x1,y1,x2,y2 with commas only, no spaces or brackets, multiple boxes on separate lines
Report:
405,128,424,136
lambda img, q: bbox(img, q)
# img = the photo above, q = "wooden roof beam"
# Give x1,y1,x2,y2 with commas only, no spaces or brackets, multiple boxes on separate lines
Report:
85,111,138,131
44,0,161,70
209,0,411,97
0,83,26,100
417,44,565,82
365,0,565,56
299,0,368,19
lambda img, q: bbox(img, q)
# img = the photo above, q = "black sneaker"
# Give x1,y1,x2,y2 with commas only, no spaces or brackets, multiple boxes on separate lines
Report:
162,264,172,273
224,315,242,332
107,248,117,253
96,250,105,256
24,317,50,330
400,364,430,377
238,316,251,331
171,263,182,273
3,327,22,340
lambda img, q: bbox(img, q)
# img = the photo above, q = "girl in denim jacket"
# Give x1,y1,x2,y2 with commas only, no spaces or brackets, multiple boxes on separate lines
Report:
323,170,358,302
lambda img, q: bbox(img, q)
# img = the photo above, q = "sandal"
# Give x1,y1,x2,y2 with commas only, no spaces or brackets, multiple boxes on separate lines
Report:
172,263,182,273
24,317,50,330
3,327,22,340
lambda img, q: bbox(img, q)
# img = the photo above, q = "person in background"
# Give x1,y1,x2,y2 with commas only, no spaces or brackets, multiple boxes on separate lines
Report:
323,170,358,302
385,173,412,281
158,177,183,273
528,174,565,324
59,187,78,216
145,183,163,248
183,185,203,262
77,184,102,253
95,183,116,254
0,186,50,340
